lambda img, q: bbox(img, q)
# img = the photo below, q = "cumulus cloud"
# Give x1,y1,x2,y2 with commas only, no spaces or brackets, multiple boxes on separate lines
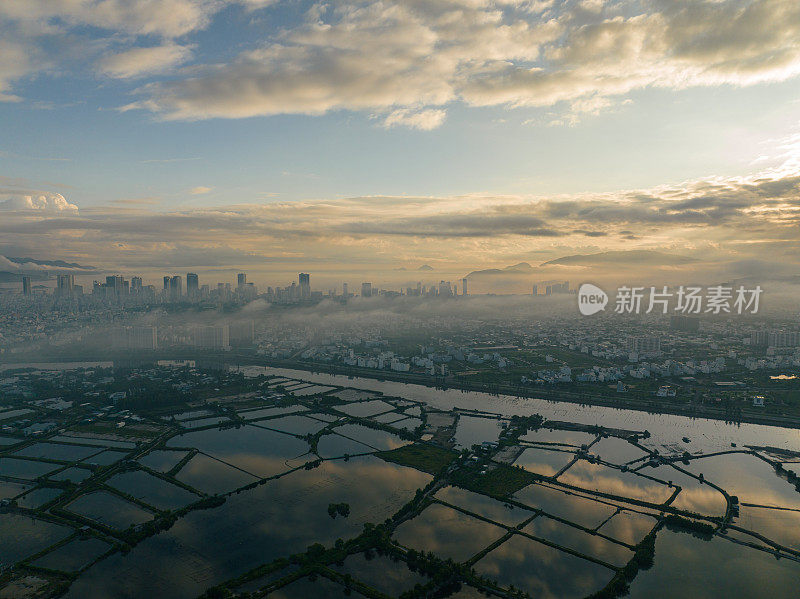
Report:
0,0,269,100
383,108,446,130
462,0,800,113
0,39,35,102
5,0,800,125
124,3,457,121
0,192,78,212
98,44,192,78
110,0,800,127
0,0,220,38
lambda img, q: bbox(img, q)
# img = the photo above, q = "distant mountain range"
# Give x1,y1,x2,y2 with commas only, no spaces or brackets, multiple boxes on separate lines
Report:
5,256,94,269
541,250,697,267
0,255,97,283
465,262,536,277
466,250,697,277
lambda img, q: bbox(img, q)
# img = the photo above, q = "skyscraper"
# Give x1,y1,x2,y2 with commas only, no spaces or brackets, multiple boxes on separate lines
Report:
462,278,468,296
21,276,31,296
187,273,199,298
299,273,310,299
361,282,372,297
627,337,661,354
237,273,247,288
342,283,348,297
131,276,143,292
193,325,230,349
105,275,124,298
230,320,255,347
56,274,74,297
170,275,182,300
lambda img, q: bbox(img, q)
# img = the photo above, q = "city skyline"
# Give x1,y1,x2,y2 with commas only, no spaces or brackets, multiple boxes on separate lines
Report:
18,269,479,300
1,4,799,599
1,1,800,281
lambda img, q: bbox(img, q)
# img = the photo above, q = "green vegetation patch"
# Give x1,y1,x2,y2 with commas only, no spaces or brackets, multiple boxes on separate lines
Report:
662,514,715,537
454,463,535,498
376,444,458,475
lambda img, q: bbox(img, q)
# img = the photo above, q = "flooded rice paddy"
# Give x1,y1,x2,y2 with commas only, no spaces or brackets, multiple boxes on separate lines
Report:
2,367,799,598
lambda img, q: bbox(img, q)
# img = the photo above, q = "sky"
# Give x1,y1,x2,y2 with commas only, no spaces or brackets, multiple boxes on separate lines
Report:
2,0,800,289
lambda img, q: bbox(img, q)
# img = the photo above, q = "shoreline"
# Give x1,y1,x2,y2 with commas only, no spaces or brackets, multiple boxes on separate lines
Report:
253,359,800,431
3,352,799,431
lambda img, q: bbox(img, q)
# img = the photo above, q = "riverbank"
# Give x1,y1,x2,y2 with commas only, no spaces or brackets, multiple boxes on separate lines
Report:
255,358,800,431
3,351,800,431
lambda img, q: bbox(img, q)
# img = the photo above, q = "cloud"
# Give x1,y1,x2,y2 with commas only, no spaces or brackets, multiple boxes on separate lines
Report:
98,44,192,79
0,0,268,100
190,186,213,195
237,0,278,7
110,0,800,127
461,0,800,115
0,191,78,212
0,0,221,38
2,169,800,275
339,212,561,237
112,197,160,205
5,0,800,125
124,5,456,121
0,39,35,102
383,108,446,131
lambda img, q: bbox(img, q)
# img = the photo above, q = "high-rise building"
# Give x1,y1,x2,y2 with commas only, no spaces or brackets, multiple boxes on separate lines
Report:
187,273,199,298
170,275,182,300
193,325,230,349
342,283,349,297
361,282,372,297
105,275,124,298
230,321,255,347
240,282,257,301
768,332,800,347
237,273,247,288
752,330,800,347
541,280,569,295
627,337,661,354
56,274,74,297
299,273,310,299
670,315,700,332
114,326,158,350
131,276,143,292
132,326,157,349
462,278,468,296
21,276,31,296
750,331,769,346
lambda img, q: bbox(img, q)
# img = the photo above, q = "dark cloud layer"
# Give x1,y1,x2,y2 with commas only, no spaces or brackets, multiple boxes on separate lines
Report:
2,170,799,274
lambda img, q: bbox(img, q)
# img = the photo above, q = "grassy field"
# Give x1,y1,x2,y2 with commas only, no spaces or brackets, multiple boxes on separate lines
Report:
454,463,534,497
376,443,458,474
